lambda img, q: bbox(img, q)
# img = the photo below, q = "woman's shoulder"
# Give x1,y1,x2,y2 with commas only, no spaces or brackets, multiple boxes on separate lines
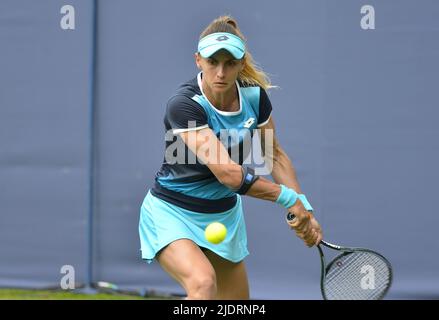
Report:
165,77,206,116
172,76,201,99
165,76,205,111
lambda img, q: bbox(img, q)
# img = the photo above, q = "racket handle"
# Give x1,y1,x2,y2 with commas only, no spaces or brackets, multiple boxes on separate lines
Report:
286,212,328,248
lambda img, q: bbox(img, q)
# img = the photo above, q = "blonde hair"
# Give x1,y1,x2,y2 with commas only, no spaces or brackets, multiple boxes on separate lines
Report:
199,15,274,90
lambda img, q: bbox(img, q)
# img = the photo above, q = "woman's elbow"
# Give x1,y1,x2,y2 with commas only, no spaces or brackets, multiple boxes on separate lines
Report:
216,168,242,189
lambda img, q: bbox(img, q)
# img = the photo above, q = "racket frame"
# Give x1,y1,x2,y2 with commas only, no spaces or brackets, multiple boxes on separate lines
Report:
285,212,393,300
318,240,393,300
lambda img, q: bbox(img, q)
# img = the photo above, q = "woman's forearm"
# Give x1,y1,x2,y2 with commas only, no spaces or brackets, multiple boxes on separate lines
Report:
235,147,303,203
270,147,303,194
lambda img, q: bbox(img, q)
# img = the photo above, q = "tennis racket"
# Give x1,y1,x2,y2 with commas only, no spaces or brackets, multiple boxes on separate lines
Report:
286,212,393,300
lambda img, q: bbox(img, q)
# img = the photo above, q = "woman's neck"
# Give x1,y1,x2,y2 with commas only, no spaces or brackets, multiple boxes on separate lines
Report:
201,78,239,112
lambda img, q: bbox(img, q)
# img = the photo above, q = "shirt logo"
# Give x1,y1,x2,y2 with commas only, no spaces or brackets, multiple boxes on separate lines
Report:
243,117,255,128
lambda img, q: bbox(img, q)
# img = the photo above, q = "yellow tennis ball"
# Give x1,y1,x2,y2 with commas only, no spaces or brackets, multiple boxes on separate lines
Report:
205,222,227,244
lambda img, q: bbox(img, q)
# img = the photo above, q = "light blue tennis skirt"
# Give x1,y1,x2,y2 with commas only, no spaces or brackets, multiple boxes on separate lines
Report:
138,190,249,264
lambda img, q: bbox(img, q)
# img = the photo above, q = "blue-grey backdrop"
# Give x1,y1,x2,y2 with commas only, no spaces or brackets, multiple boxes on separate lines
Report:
1,0,438,299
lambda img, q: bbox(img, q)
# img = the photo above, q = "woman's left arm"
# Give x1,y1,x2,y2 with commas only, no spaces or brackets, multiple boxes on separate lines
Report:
259,117,303,194
259,116,322,239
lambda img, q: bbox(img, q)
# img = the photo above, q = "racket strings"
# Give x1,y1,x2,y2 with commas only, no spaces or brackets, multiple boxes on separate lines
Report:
325,256,388,300
325,252,390,299
323,251,391,300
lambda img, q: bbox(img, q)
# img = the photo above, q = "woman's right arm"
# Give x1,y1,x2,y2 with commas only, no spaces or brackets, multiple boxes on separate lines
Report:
178,128,322,247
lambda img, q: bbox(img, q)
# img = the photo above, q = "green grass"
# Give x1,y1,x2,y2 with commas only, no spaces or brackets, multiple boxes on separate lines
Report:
0,288,159,300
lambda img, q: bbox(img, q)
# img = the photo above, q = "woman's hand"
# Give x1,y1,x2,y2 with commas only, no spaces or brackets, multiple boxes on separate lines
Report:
287,201,323,247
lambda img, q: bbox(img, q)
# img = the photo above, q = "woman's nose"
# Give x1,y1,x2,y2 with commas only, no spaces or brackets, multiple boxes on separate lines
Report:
217,65,226,78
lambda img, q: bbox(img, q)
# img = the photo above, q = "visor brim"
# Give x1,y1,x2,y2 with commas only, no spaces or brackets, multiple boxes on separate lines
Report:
199,44,245,60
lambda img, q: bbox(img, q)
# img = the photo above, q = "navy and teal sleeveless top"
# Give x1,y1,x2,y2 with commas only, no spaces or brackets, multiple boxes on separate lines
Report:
151,72,272,213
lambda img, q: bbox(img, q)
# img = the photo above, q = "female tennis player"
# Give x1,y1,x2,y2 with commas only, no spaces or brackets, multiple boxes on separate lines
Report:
139,15,323,300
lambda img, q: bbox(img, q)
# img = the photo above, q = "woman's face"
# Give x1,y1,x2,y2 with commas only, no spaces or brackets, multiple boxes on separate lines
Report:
195,49,244,94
